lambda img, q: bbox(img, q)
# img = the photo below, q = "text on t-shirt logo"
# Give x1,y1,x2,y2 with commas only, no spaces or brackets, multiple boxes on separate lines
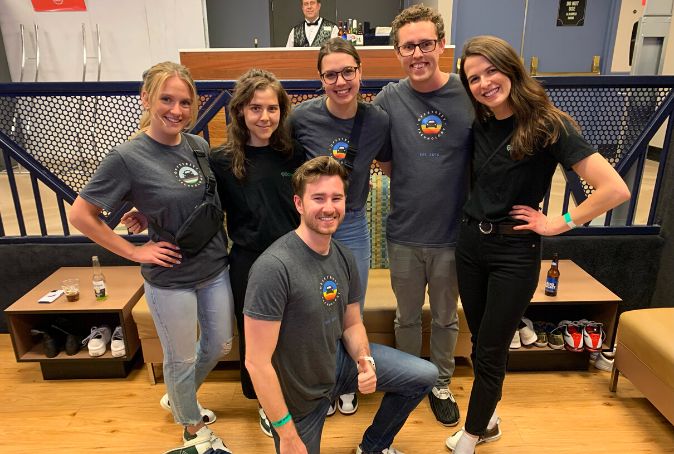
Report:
329,138,350,160
320,275,341,308
416,110,447,141
173,162,203,188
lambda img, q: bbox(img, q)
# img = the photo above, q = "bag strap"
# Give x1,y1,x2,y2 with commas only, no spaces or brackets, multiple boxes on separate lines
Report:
342,103,365,172
473,121,513,179
149,134,215,243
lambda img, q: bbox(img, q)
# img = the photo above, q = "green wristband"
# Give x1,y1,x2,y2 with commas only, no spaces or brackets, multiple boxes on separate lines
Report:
271,412,292,428
563,212,577,229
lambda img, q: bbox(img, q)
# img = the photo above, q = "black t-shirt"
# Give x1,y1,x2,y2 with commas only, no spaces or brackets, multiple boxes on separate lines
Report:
463,115,596,222
210,142,305,253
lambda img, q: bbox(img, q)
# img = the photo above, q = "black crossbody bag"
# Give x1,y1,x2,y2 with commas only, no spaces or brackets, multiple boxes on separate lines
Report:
150,134,224,257
341,103,365,173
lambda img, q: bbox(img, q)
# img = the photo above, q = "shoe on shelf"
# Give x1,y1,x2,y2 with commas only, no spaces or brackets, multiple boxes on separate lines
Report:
327,399,337,416
338,392,358,415
82,325,111,357
428,386,460,426
560,321,584,352
356,446,405,454
31,328,62,358
445,418,502,451
160,393,217,425
533,321,548,348
50,325,82,356
519,317,538,346
547,325,565,350
583,322,606,352
510,330,521,349
110,326,126,358
258,406,272,438
593,352,614,372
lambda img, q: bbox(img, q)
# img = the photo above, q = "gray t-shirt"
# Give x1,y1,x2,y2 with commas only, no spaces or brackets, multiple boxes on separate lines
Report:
244,231,362,417
79,132,228,288
373,75,474,247
291,98,389,211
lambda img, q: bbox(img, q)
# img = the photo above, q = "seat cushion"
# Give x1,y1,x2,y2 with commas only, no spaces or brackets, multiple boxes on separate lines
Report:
617,308,674,389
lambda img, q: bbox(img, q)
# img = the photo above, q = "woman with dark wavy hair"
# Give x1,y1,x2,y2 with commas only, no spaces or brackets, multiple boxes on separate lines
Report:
445,36,630,453
210,68,305,438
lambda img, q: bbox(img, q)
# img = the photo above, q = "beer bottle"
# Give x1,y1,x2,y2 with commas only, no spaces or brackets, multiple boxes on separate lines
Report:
92,255,107,301
545,253,560,297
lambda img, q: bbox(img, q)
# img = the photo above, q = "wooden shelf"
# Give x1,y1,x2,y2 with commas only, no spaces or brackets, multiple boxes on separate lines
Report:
4,266,144,379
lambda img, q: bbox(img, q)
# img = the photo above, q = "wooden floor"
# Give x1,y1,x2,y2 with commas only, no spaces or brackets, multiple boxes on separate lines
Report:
0,335,672,453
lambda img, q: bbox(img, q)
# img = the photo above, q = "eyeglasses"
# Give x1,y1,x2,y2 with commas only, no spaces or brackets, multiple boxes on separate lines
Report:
320,66,359,85
396,39,438,57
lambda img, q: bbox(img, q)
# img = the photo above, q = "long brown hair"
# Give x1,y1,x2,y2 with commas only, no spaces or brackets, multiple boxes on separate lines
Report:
222,69,293,180
136,61,198,135
459,35,578,160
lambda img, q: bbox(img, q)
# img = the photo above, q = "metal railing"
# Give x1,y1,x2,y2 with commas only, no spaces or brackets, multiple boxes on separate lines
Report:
0,76,672,245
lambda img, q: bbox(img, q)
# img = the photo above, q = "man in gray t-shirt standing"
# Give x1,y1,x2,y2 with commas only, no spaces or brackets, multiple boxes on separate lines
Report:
244,157,437,454
373,5,473,428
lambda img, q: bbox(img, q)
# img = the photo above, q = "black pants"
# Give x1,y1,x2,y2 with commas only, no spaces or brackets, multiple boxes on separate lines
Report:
455,218,541,436
229,244,261,399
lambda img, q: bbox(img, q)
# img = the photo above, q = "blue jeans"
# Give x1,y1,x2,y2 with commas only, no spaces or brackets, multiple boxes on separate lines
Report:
144,269,235,425
334,208,371,310
271,341,437,454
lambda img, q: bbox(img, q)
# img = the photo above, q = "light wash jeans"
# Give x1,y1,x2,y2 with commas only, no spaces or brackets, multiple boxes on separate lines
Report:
334,208,371,311
388,241,460,387
144,269,235,425
270,341,438,454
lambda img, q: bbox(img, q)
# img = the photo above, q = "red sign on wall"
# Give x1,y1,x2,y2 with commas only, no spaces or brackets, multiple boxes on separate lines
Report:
31,0,87,12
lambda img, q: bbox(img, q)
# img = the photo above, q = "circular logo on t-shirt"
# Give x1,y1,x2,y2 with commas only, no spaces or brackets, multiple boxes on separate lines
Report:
329,138,350,160
173,162,203,187
320,275,340,308
417,110,447,141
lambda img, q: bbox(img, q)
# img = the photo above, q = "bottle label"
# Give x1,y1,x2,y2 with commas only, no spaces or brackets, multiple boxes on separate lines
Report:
93,281,106,298
545,277,558,293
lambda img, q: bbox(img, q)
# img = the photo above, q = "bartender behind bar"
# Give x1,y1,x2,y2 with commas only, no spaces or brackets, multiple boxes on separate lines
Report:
286,0,338,47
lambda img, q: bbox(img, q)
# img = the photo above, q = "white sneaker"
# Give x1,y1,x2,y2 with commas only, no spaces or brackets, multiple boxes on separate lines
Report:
445,418,502,451
519,317,538,346
338,392,358,414
327,399,337,416
110,326,125,357
356,446,404,454
160,393,217,425
510,330,521,349
258,406,272,437
162,426,231,454
82,325,111,357
593,352,614,372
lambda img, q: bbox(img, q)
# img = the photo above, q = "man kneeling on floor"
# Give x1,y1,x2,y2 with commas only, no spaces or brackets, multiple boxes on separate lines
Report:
244,156,438,454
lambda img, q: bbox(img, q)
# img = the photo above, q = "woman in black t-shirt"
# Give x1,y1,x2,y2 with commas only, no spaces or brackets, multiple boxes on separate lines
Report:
444,36,630,453
210,69,305,437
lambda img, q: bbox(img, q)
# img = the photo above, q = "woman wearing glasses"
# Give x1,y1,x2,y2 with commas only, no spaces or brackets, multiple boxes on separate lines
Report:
290,37,390,417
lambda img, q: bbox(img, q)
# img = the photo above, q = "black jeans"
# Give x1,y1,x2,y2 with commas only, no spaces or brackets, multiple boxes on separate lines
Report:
455,218,541,436
229,244,261,399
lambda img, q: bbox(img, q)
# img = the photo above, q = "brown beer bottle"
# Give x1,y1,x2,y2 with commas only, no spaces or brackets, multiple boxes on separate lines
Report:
545,253,560,296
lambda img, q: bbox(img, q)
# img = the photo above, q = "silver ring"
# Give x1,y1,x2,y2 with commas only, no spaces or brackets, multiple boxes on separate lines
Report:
478,221,493,234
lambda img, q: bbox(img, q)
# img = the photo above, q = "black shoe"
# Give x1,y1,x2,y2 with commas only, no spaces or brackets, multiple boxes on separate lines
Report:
51,324,82,356
31,328,62,358
428,386,460,426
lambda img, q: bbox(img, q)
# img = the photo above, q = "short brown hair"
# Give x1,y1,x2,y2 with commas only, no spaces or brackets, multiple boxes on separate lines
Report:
391,4,445,48
292,156,348,197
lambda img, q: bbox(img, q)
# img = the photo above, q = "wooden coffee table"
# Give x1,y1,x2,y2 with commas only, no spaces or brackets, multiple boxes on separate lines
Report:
5,266,144,379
